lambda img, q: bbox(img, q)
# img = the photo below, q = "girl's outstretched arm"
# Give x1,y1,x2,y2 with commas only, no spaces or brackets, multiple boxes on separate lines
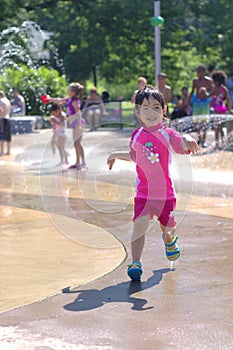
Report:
107,151,132,170
168,128,198,154
49,97,66,104
182,134,199,154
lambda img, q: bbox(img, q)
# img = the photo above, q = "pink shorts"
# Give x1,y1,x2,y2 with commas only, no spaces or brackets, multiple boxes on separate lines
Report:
133,197,176,227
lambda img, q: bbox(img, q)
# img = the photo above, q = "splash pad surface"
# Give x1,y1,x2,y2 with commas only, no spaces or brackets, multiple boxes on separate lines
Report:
0,129,232,350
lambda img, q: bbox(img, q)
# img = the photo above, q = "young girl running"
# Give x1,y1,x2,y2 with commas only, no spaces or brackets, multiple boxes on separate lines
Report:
49,82,87,170
49,103,68,165
107,87,198,281
210,71,232,149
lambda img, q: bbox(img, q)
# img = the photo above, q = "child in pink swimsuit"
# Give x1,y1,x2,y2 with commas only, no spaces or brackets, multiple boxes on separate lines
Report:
107,87,198,281
210,71,232,149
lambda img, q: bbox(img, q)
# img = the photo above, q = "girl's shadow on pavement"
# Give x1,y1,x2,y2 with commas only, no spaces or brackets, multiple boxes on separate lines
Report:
63,268,173,312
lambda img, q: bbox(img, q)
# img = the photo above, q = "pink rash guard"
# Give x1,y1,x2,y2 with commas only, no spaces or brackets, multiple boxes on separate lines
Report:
129,121,189,201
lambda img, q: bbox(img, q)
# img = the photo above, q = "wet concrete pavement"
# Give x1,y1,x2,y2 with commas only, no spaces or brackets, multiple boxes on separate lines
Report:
0,128,233,349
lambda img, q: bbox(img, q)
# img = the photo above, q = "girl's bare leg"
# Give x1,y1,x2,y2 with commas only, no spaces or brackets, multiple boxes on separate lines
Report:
160,224,176,247
131,215,150,263
78,141,85,164
51,134,56,154
195,123,201,144
74,141,81,167
75,134,86,166
72,127,82,167
64,149,69,164
57,136,66,164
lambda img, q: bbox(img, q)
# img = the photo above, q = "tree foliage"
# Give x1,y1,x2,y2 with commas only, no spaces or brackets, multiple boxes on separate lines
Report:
0,0,232,96
0,65,67,115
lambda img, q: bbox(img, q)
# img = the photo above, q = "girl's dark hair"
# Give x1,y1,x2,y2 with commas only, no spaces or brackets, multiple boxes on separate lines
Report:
212,70,227,85
135,87,169,123
50,103,61,112
135,87,165,107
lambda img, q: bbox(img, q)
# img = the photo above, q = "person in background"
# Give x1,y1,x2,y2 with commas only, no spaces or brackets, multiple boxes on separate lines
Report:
171,95,183,120
181,86,192,116
226,73,233,146
83,87,107,131
157,73,172,116
210,70,232,149
10,88,25,116
131,77,147,104
0,91,11,155
189,64,213,148
171,87,192,120
102,91,110,104
131,77,148,126
157,73,172,104
49,103,69,165
171,88,192,120
226,73,233,107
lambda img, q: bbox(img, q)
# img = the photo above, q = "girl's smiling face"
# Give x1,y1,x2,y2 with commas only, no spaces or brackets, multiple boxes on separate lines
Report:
67,87,75,97
138,96,164,128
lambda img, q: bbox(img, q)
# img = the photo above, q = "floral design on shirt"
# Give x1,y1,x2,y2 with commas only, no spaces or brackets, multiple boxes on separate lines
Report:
142,142,160,164
148,152,160,164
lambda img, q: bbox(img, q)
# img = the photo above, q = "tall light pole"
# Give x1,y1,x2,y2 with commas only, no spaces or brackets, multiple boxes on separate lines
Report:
150,1,164,86
154,0,161,86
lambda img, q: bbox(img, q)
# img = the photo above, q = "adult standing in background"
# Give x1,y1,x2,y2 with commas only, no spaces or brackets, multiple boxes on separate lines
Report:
157,73,172,115
210,70,232,149
83,87,107,131
0,91,11,155
189,64,213,147
10,88,25,116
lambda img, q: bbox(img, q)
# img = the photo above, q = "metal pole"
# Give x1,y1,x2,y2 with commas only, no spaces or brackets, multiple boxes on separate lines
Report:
93,65,97,87
154,0,161,86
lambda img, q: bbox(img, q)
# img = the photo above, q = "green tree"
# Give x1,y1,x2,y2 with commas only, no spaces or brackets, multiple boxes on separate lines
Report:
0,0,233,97
0,65,67,115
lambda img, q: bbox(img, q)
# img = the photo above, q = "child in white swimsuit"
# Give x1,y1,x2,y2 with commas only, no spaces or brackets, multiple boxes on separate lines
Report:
49,103,68,165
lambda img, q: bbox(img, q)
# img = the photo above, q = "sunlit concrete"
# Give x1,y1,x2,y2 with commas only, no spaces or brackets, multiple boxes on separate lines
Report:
0,130,127,312
0,129,232,349
0,206,125,312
